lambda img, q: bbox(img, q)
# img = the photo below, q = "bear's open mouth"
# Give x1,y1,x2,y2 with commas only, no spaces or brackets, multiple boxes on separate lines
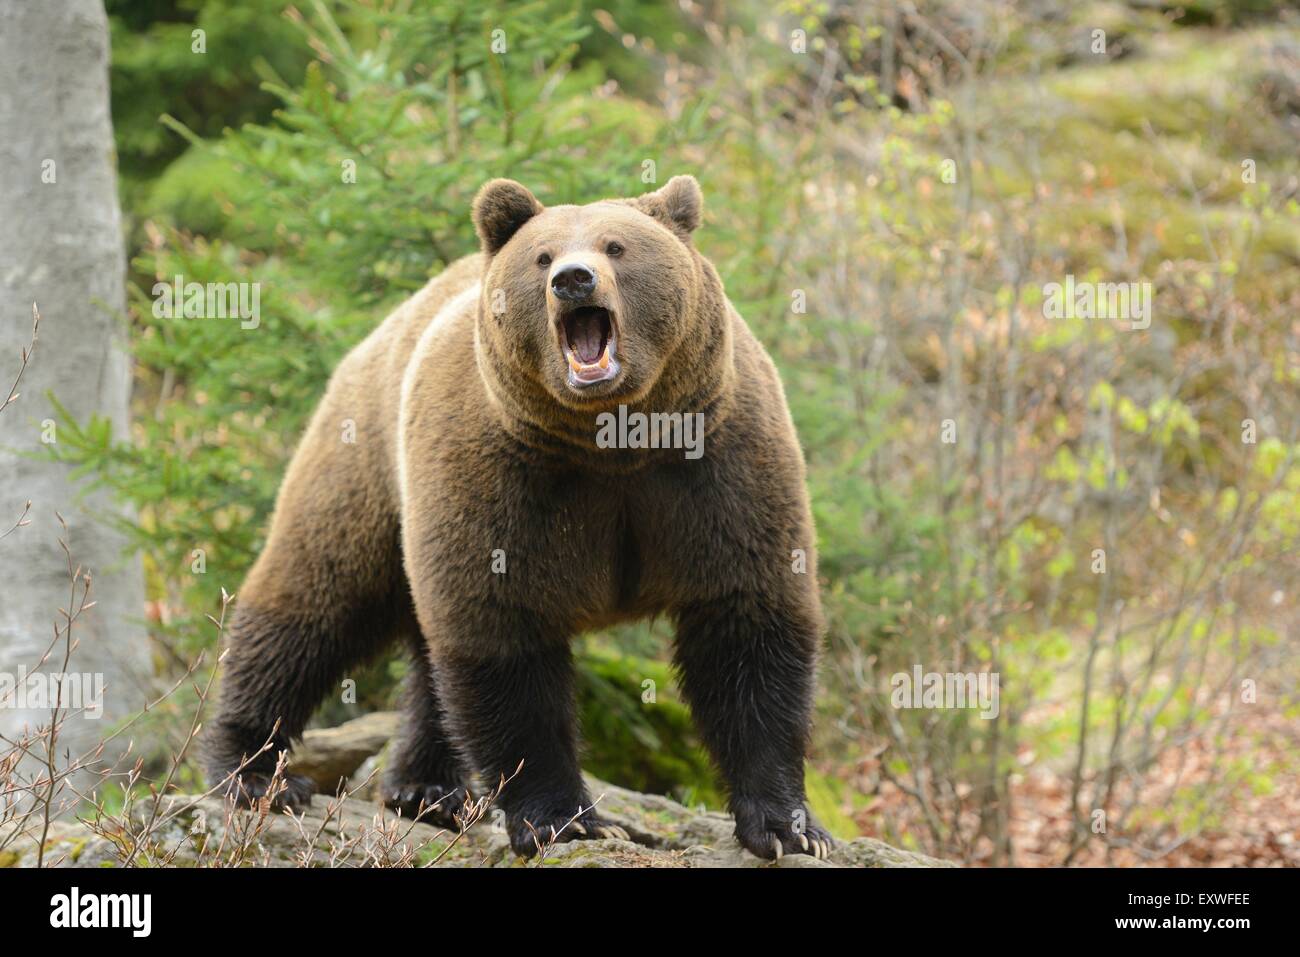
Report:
560,306,621,388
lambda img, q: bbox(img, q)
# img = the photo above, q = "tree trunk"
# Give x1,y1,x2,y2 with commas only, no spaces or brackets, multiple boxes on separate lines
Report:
0,0,149,787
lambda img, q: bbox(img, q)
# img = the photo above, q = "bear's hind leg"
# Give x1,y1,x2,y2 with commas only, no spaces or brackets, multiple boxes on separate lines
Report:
204,596,404,809
204,354,409,807
381,632,471,828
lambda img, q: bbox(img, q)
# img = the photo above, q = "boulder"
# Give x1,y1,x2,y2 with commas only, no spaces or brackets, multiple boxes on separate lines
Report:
289,710,400,793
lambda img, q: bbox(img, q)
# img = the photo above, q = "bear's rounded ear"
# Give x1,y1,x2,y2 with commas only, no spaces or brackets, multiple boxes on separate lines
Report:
473,179,544,256
636,175,703,240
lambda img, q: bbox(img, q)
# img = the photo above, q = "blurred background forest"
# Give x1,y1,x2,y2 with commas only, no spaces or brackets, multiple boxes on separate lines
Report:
50,0,1299,866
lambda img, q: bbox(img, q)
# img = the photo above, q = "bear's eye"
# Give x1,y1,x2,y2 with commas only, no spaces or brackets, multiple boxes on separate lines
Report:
536,252,552,267
606,241,625,257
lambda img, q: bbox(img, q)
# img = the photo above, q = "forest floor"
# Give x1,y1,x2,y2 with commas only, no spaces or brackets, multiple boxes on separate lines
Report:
849,703,1298,867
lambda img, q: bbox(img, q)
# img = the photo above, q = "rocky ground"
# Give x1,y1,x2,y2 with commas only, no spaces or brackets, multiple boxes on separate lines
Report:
6,712,950,869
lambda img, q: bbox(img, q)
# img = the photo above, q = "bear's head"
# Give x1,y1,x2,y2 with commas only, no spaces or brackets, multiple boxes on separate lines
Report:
471,176,728,426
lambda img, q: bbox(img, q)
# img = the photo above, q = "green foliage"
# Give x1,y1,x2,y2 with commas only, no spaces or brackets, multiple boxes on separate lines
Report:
108,0,310,191
575,645,721,807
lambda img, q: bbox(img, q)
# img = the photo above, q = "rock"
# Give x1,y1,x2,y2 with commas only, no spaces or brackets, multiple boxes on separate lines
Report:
576,775,951,868
289,711,401,793
1,713,953,868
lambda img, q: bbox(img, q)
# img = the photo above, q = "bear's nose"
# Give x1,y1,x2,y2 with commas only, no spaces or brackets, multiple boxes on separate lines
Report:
551,263,596,301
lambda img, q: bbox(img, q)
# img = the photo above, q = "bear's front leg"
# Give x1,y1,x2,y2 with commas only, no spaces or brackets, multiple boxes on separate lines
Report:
433,615,629,857
674,594,834,860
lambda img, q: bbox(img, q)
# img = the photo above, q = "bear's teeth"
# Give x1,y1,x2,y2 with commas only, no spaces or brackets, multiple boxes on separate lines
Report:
597,348,610,369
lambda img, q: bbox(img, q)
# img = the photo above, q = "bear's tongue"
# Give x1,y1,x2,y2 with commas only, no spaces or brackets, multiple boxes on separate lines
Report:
568,308,608,364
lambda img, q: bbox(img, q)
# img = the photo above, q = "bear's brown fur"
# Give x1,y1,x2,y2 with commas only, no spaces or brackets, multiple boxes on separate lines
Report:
205,176,831,860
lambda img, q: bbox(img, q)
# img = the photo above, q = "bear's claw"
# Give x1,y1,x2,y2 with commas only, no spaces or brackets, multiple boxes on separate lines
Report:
573,821,630,841
734,800,834,862
221,771,315,811
510,808,631,857
383,782,469,829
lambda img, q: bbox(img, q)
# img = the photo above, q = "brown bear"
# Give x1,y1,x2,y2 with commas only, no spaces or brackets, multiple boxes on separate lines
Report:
204,175,832,860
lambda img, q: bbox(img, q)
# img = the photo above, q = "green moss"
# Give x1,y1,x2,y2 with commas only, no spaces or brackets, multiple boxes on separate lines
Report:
66,836,89,863
805,768,861,840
